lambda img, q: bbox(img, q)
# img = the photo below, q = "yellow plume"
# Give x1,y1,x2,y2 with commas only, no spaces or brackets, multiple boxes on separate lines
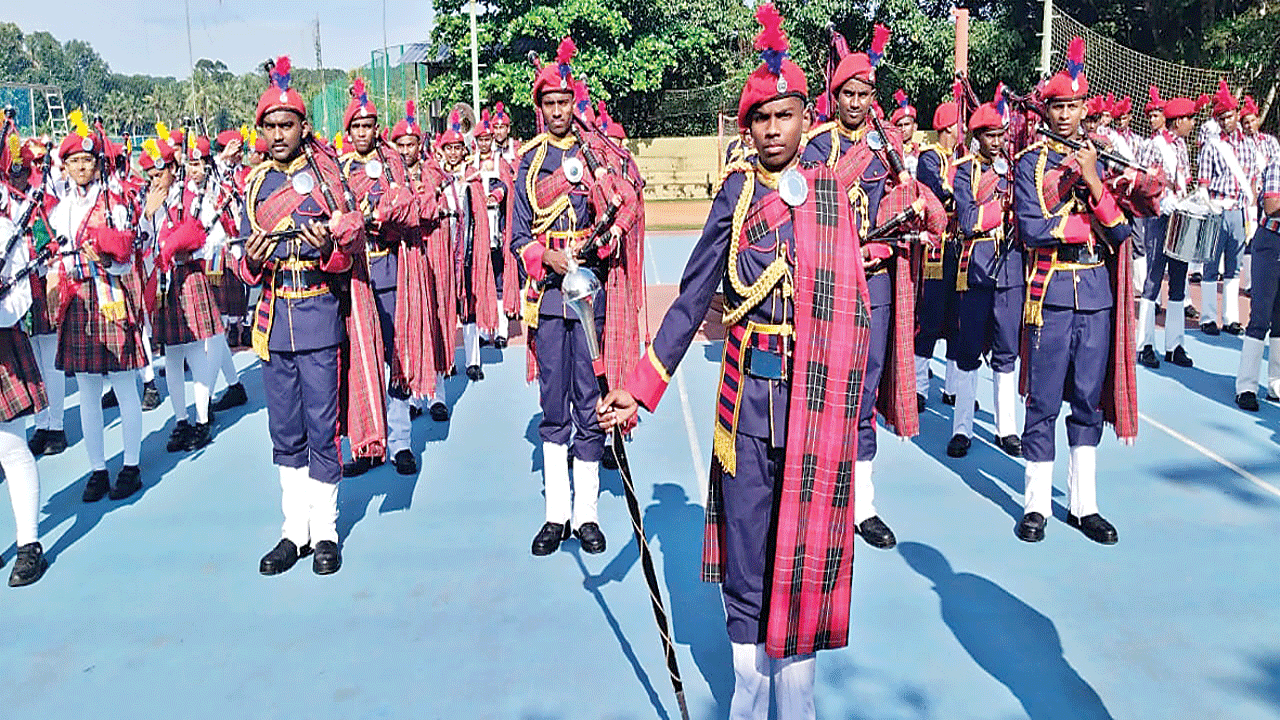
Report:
334,132,343,152
249,129,258,147
155,121,170,142
239,125,249,141
143,138,160,160
188,133,196,152
7,134,19,165
68,109,90,138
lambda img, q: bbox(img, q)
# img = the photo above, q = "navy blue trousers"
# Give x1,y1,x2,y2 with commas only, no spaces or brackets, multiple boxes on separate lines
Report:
374,287,397,365
719,432,781,644
1142,215,1188,302
535,314,606,462
263,345,342,484
857,273,892,462
1247,226,1280,340
1022,307,1111,462
954,283,1022,373
914,249,959,359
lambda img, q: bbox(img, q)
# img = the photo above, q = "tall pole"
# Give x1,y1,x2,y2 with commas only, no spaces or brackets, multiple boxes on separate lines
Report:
314,15,330,137
469,1,481,119
382,0,390,107
184,0,196,119
954,8,969,143
1039,0,1054,79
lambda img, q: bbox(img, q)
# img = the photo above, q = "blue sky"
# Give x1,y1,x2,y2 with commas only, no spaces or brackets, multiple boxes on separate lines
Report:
5,0,438,77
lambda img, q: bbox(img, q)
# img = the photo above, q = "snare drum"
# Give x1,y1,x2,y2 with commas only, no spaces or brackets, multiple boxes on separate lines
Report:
1163,209,1224,264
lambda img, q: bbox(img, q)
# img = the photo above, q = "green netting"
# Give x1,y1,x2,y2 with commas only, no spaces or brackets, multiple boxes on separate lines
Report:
308,45,427,139
0,86,39,135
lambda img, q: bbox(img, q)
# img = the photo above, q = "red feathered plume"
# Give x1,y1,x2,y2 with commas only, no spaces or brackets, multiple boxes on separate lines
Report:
869,24,890,67
556,37,576,65
1148,85,1161,104
275,55,291,79
352,77,366,99
1066,37,1085,77
754,3,787,51
894,89,907,108
481,109,490,126
406,100,416,121
1195,94,1212,112
1215,78,1233,106
495,101,505,115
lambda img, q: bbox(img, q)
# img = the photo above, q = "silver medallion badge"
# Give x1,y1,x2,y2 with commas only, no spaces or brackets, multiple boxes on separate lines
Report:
779,168,808,207
866,131,885,151
992,157,1009,175
364,159,384,179
776,76,788,94
292,172,316,195
563,156,585,184
279,91,289,104
81,137,94,152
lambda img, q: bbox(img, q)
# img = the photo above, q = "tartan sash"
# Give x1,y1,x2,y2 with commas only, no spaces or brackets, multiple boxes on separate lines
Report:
65,196,128,323
340,250,389,460
956,162,1004,292
1022,247,1059,327
253,177,324,236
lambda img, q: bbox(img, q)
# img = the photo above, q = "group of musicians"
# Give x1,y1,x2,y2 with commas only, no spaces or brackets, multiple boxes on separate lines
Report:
0,7,1276,717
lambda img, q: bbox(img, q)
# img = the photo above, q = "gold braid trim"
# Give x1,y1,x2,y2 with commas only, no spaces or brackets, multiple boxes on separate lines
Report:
525,140,572,235
712,159,755,197
721,166,791,326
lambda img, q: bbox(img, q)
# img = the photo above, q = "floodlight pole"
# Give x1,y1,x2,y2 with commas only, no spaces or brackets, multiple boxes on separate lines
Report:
1039,0,1053,79
469,1,482,116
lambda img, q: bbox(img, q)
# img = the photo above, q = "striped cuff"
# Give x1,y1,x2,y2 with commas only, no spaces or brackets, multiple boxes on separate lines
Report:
627,345,671,412
1090,191,1124,228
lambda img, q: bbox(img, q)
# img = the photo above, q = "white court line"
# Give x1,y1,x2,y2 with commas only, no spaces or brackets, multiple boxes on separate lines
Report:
1140,411,1280,499
647,234,709,504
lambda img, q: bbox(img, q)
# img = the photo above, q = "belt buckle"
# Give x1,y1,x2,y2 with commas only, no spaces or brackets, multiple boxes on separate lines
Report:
743,346,786,381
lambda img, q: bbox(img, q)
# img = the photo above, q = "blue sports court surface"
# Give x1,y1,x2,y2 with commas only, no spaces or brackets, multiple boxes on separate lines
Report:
1,229,1278,720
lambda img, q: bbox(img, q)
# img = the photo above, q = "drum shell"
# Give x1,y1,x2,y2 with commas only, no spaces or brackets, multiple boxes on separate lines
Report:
1163,210,1224,264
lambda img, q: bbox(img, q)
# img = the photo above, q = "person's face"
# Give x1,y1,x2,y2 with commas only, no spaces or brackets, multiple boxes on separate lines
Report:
1172,115,1194,139
895,115,917,141
749,96,805,173
395,135,422,166
1048,98,1083,138
976,127,1006,160
1219,110,1238,134
937,125,958,148
443,141,464,167
539,90,574,138
260,110,307,163
836,78,875,131
1242,114,1259,134
349,117,378,154
1117,112,1131,131
1099,112,1112,127
1082,116,1099,134
1148,109,1165,132
477,134,493,154
187,157,207,185
65,153,97,187
493,121,510,144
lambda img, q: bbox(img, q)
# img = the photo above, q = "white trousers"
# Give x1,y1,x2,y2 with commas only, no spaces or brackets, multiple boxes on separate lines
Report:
139,322,156,384
914,356,929,397
542,441,599,527
77,371,141,470
206,331,240,390
992,370,1019,438
165,340,211,425
386,390,411,454
0,418,40,545
30,334,64,431
463,323,481,368
853,460,877,524
951,369,978,438
278,465,339,547
729,642,816,720
1024,446,1098,517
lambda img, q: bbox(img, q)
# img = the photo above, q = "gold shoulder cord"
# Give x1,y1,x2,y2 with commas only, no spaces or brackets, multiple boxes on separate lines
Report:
525,139,572,235
722,166,792,326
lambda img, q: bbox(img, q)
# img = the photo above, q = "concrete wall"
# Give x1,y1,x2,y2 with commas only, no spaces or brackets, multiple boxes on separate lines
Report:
623,135,722,200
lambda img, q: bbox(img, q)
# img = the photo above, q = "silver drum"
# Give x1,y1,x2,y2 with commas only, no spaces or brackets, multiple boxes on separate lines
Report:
1164,209,1224,264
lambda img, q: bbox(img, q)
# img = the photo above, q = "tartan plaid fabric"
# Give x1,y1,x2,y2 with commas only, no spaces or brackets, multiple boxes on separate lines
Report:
27,273,57,336
1261,156,1280,199
456,178,499,334
393,235,436,398
533,164,572,215
1102,233,1138,441
55,269,148,374
0,328,47,422
1198,131,1255,206
338,248,389,460
499,159,521,318
700,163,874,659
425,219,458,375
955,158,1004,292
151,262,224,345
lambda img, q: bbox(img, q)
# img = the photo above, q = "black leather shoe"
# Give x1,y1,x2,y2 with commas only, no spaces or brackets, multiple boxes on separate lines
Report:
996,434,1023,457
916,393,927,412
27,429,48,456
83,470,111,502
466,365,484,381
494,337,508,349
43,430,67,455
1184,304,1199,319
8,542,47,587
1269,389,1280,403
574,522,607,554
210,382,248,411
946,434,971,458
941,392,956,406
141,381,162,411
1137,345,1160,368
479,336,493,348
1016,512,1046,542
259,538,301,575
167,421,193,452
1189,271,1202,283
857,516,897,549
409,404,423,420
394,449,417,475
429,402,450,421
101,388,118,409
1067,513,1118,545
1165,346,1194,368
1236,391,1260,412
312,540,342,575
1200,322,1220,336
531,521,571,556
342,456,384,477
109,465,142,500
1224,322,1244,336
185,421,213,451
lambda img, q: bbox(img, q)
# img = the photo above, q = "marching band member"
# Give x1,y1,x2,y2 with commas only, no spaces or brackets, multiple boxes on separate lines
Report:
914,100,962,410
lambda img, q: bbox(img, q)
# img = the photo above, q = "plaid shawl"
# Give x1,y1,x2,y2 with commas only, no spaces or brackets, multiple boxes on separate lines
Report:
498,158,521,318
413,160,459,376
452,173,499,334
702,163,873,659
1104,231,1138,441
340,249,390,460
394,229,436,398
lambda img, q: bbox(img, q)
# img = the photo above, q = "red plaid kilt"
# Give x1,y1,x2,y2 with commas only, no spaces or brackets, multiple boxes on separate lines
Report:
56,271,149,374
152,262,224,346
0,328,47,422
208,269,249,318
28,273,58,337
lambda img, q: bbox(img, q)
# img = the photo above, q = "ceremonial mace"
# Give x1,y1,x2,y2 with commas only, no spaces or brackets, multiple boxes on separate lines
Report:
561,262,689,720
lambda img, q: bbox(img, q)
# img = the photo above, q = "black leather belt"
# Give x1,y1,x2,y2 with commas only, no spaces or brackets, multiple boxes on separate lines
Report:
1057,243,1106,264
272,268,330,292
743,347,788,380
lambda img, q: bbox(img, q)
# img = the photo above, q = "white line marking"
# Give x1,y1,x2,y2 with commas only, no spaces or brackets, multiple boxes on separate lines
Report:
1140,411,1280,499
676,366,709,505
